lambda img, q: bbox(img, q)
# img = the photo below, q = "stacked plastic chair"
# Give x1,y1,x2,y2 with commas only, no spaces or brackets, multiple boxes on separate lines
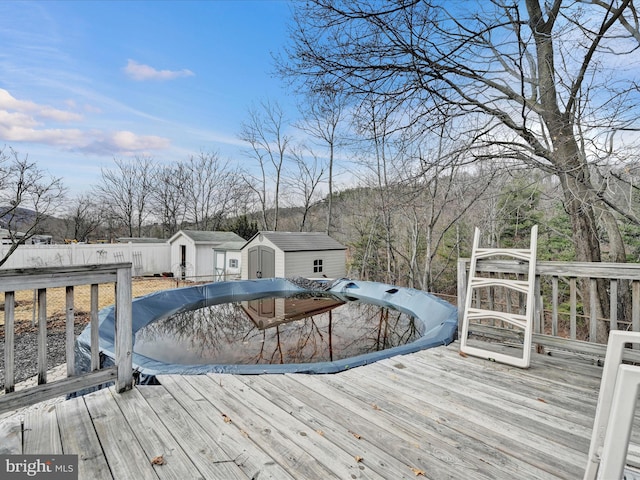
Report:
459,225,538,368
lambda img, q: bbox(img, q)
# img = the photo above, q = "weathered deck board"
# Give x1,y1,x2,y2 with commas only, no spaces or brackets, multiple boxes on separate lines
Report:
23,406,62,454
136,384,250,480
232,373,432,479
157,375,297,480
192,374,384,480
55,396,112,480
257,371,519,479
3,342,638,480
338,360,584,476
292,364,574,479
83,388,159,480
184,374,350,479
109,386,204,480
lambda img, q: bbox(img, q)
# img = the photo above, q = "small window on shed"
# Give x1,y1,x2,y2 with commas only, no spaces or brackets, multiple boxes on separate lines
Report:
313,259,323,273
229,259,238,268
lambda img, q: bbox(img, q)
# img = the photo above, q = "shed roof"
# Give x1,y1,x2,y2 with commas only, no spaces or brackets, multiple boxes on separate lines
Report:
215,240,245,251
247,231,346,252
170,230,246,246
117,237,164,244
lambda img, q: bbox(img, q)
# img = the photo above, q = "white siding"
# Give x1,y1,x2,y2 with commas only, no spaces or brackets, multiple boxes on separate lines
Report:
284,250,346,279
225,250,242,280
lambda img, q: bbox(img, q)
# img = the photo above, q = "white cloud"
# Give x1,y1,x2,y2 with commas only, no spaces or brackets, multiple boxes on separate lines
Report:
0,88,171,155
124,59,195,81
110,130,170,151
76,130,171,155
0,88,83,122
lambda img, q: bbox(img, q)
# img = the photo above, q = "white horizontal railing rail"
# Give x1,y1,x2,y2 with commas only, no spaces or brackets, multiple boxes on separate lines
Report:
457,259,640,358
0,263,133,415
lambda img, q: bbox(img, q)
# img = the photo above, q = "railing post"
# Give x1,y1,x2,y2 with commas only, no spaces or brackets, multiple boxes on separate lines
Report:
4,292,15,394
37,288,47,385
457,258,468,330
115,265,133,392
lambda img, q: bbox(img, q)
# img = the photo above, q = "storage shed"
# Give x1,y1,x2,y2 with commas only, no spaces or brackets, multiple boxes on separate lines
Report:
168,230,245,281
241,231,346,280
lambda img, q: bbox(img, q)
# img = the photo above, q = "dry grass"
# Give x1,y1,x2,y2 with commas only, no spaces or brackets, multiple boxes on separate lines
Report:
0,277,183,327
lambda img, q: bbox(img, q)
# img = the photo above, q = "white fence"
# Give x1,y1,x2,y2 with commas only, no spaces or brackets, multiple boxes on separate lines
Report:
0,242,171,276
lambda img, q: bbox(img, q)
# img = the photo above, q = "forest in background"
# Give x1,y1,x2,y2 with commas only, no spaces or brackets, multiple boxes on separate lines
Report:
2,149,638,299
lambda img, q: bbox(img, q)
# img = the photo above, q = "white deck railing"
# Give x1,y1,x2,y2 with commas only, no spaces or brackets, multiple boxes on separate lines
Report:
0,263,133,415
457,259,640,358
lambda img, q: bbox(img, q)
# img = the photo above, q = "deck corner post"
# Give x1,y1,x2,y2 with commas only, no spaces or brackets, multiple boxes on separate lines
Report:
115,264,133,392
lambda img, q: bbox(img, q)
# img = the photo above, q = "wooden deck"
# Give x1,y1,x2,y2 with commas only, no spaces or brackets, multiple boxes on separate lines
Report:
0,342,628,479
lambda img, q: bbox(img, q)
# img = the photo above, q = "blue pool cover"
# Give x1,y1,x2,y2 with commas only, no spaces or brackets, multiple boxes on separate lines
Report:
75,278,458,383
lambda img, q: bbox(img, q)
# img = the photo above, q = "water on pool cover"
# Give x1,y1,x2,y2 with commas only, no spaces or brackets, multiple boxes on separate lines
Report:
133,292,422,365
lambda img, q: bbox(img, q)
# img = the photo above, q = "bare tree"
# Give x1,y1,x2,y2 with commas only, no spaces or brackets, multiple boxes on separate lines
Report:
94,156,155,238
284,0,640,335
151,163,188,237
353,98,409,284
64,193,104,242
283,145,327,231
0,147,66,267
183,152,244,231
239,99,291,231
296,85,348,234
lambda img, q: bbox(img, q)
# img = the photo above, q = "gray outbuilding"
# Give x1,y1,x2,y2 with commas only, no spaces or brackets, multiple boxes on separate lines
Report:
241,231,346,280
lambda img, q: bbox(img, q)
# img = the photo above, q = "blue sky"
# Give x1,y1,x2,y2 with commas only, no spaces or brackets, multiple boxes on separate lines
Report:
0,0,295,194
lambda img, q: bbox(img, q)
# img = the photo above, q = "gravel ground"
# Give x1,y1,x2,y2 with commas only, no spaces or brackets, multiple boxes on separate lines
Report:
0,316,89,390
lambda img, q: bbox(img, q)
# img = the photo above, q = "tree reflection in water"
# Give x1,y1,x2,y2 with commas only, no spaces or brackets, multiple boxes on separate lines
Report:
133,293,421,365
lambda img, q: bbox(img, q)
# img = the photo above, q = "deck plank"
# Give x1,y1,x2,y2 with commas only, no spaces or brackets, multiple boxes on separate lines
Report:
417,347,599,403
251,372,510,480
378,353,594,439
136,383,250,480
109,386,205,480
156,374,296,480
24,405,62,454
209,374,386,479
185,374,351,479
56,396,112,480
229,373,422,479
304,362,583,478
83,388,159,480
285,369,558,480
349,361,587,475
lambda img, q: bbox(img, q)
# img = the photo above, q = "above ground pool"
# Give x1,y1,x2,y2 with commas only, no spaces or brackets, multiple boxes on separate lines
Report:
75,278,458,384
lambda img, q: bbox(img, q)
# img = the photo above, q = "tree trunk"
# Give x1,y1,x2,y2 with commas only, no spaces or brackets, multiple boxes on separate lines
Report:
556,141,610,341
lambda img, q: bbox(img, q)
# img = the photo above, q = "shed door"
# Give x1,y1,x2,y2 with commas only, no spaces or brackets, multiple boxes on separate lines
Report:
213,250,226,281
248,246,275,279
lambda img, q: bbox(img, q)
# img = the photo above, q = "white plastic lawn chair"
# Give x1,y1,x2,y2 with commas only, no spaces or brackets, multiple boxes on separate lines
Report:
459,225,538,368
585,331,640,479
